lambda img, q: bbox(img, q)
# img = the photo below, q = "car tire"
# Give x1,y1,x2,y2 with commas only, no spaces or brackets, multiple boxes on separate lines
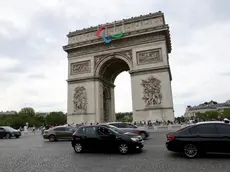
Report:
73,143,83,153
140,132,146,139
118,143,129,154
5,133,11,139
183,143,199,158
48,135,56,142
16,136,20,138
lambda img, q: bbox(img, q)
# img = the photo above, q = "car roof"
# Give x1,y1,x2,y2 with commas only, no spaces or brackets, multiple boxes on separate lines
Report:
51,126,68,129
77,124,110,128
105,122,125,124
196,121,225,125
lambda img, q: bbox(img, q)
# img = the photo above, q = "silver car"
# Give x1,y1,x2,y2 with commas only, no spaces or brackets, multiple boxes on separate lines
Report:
106,122,149,139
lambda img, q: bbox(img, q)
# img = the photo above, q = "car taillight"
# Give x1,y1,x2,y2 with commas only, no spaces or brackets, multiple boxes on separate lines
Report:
167,135,175,141
135,130,141,133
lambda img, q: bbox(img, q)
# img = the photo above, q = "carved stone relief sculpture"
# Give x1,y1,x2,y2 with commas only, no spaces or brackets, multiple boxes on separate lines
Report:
71,60,91,75
73,86,87,113
141,76,162,106
136,48,162,65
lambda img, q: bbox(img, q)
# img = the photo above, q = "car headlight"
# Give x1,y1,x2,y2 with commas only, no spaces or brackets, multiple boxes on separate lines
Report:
131,137,138,142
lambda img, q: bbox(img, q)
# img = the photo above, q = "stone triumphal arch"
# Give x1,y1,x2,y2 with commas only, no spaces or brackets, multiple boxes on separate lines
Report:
63,11,174,124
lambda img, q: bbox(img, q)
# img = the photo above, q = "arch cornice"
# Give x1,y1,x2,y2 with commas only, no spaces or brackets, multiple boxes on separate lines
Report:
94,50,132,77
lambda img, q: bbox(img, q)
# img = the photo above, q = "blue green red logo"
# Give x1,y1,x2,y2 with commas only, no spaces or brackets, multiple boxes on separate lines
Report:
96,25,124,44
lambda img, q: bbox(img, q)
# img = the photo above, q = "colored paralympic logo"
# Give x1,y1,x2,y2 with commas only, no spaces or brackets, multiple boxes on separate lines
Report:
96,25,124,44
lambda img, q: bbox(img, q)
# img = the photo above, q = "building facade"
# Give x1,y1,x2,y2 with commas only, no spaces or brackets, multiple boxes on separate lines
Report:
184,100,230,118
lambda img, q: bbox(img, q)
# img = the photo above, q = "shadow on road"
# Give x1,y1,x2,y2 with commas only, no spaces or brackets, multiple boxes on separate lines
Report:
168,152,230,159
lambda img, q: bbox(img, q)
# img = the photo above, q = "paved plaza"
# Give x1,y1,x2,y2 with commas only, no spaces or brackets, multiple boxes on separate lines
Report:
0,132,230,172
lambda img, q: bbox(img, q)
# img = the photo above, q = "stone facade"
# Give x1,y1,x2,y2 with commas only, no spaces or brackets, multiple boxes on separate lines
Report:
63,11,174,123
184,100,230,118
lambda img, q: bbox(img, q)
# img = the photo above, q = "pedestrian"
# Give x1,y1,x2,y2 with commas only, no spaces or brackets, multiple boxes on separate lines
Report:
32,125,36,135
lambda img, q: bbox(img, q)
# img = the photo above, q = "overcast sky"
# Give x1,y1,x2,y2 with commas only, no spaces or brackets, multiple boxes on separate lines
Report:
0,0,230,116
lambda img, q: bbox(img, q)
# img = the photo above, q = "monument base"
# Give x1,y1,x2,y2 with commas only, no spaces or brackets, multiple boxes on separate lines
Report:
133,108,174,122
67,113,96,124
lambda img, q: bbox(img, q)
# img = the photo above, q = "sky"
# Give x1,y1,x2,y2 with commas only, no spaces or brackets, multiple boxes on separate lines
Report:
0,0,230,117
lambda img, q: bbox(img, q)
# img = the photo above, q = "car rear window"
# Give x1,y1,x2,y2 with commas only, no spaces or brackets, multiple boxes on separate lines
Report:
110,123,126,128
53,127,65,131
176,125,193,135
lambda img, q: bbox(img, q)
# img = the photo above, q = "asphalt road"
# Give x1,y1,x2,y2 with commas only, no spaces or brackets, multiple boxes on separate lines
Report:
0,132,230,172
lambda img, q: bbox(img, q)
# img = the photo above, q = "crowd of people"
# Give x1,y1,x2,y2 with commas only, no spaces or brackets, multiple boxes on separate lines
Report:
21,117,230,135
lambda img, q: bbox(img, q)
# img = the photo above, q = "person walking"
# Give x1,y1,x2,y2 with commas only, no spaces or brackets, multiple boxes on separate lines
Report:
32,125,36,135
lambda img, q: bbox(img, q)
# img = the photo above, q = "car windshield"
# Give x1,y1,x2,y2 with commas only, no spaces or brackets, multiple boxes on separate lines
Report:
107,125,125,134
3,126,17,132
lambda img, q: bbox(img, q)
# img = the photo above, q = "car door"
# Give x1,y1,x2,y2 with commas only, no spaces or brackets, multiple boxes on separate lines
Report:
53,127,66,139
75,127,87,147
189,124,220,152
85,126,99,151
64,127,75,139
96,126,116,151
215,123,230,153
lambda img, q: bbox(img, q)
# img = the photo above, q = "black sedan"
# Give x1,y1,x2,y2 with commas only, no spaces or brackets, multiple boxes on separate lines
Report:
0,126,21,139
71,124,144,154
166,121,230,158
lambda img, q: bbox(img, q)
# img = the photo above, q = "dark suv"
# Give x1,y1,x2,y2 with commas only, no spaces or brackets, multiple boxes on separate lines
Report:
71,125,144,154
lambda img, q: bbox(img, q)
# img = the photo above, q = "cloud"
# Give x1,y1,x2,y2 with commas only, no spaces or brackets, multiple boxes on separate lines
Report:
0,0,229,118
220,72,230,76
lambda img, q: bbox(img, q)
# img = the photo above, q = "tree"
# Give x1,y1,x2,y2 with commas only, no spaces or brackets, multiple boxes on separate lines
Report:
116,112,133,122
223,108,230,119
19,107,35,117
205,111,218,120
44,112,67,125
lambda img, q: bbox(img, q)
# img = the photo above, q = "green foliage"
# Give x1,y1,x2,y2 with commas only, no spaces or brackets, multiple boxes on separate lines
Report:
223,108,230,119
45,112,67,125
19,107,35,117
186,108,230,121
0,108,67,128
175,116,185,123
116,112,133,122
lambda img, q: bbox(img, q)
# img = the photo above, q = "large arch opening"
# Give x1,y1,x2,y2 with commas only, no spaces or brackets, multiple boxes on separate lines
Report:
98,57,132,122
114,71,132,121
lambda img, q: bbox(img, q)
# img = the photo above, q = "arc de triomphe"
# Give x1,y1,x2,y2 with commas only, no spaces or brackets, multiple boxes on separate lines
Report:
63,11,174,123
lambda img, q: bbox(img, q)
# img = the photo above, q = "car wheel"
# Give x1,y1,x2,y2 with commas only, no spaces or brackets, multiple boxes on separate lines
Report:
16,136,20,138
118,143,129,154
183,143,199,158
140,132,146,139
5,133,11,139
48,135,56,142
74,143,83,153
